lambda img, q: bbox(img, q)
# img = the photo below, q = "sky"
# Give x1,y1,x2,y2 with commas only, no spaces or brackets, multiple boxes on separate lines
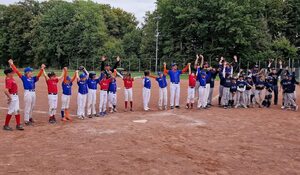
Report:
0,0,157,24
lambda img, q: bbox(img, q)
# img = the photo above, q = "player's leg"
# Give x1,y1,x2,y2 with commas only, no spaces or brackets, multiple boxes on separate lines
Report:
208,87,213,106
92,90,97,115
129,88,133,111
87,90,92,116
163,87,168,110
218,85,223,106
186,87,191,108
190,88,195,109
108,92,113,113
170,84,175,108
175,84,180,108
23,91,31,124
143,88,147,110
158,88,163,110
99,91,104,115
29,92,36,123
103,92,108,115
112,93,117,112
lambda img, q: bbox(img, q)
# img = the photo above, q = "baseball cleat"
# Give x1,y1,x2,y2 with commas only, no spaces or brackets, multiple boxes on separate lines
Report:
16,125,24,130
159,106,163,110
164,106,168,110
29,118,35,123
130,108,134,112
103,111,107,116
88,115,93,118
113,108,117,112
3,125,13,131
170,106,174,109
25,121,32,126
175,106,180,109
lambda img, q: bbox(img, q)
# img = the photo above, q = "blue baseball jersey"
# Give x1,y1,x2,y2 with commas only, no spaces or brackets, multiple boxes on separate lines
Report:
205,71,211,83
62,82,73,95
87,78,100,90
237,80,247,89
255,79,265,90
108,79,117,93
77,80,88,94
21,75,39,90
281,79,295,93
230,83,237,93
143,77,151,89
156,75,168,88
168,70,182,84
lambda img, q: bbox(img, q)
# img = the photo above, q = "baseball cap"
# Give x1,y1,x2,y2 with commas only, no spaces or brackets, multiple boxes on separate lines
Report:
157,72,162,76
79,73,86,79
24,67,33,73
89,71,96,79
48,71,56,77
171,63,177,67
66,76,71,81
4,68,14,75
254,65,259,68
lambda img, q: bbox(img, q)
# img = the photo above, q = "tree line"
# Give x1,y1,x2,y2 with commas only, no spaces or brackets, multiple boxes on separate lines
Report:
0,0,299,71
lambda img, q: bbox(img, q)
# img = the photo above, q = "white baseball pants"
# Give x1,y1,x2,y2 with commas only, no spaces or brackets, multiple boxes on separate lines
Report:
87,89,97,115
203,84,210,107
124,88,133,102
170,83,180,107
143,87,151,110
77,93,87,116
99,90,108,112
187,87,195,104
158,87,168,107
221,87,230,106
24,90,36,122
48,94,58,116
108,92,117,108
8,94,20,115
208,88,214,104
197,86,206,108
61,94,71,110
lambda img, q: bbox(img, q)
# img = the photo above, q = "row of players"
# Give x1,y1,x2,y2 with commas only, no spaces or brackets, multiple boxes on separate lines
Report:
2,55,298,131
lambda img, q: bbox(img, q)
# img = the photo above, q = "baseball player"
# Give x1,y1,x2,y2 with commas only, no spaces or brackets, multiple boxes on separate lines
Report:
76,72,89,119
245,76,254,107
196,67,207,109
143,70,152,111
254,75,266,108
82,67,102,118
262,76,273,108
281,74,298,111
122,73,134,111
108,71,118,113
219,70,232,109
235,75,247,108
9,59,44,125
194,54,204,99
207,68,218,106
163,62,189,109
43,68,65,124
229,77,237,108
61,68,77,121
187,63,196,109
99,72,112,116
267,60,283,105
149,71,168,110
3,68,24,131
100,56,120,77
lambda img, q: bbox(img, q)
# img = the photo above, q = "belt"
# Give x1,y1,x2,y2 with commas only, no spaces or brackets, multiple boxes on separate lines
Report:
101,89,108,91
171,82,179,84
11,93,18,95
125,87,132,89
109,91,116,94
48,93,57,95
189,86,195,88
25,89,35,92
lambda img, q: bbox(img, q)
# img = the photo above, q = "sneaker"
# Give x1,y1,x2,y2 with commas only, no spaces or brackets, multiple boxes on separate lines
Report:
94,114,99,117
235,105,239,109
25,121,32,126
170,106,174,109
185,104,189,109
88,115,93,118
29,118,35,123
175,106,180,109
103,111,107,116
78,116,84,120
281,106,286,109
164,106,168,110
159,106,163,110
224,106,228,109
113,108,117,112
3,125,13,131
130,108,134,112
16,125,24,131
243,105,248,109
109,109,114,113
293,105,299,111
99,112,104,117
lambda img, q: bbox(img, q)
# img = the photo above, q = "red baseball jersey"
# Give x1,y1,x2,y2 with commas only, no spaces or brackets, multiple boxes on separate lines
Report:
5,77,18,94
99,78,111,90
189,74,197,87
47,78,59,94
123,78,134,89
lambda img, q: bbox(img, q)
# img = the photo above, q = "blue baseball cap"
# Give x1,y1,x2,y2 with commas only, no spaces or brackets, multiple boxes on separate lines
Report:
171,63,177,67
79,73,86,79
66,76,71,81
24,67,33,73
157,72,162,76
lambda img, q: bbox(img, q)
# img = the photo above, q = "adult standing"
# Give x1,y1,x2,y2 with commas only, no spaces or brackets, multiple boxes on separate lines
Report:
267,60,283,105
163,62,189,109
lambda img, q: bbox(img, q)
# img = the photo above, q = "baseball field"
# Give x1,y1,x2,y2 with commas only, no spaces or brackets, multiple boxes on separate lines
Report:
0,76,299,175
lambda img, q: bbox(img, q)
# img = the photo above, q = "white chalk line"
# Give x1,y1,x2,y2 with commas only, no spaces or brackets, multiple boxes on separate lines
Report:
0,107,77,117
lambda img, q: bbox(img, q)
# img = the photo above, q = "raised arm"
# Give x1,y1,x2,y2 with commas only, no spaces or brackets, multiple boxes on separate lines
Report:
100,56,106,72
188,62,192,75
63,67,68,83
182,64,189,73
194,55,199,70
75,70,80,81
199,54,204,68
58,67,66,80
37,64,45,78
8,59,22,78
116,71,124,79
163,62,168,75
267,60,272,73
276,60,283,76
112,56,120,71
43,68,50,81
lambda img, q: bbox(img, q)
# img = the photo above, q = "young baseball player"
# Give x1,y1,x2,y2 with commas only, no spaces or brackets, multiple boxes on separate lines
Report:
122,73,134,111
76,72,89,119
108,71,118,113
207,68,218,106
43,68,65,124
187,63,196,109
99,73,113,116
164,62,189,109
82,67,102,118
9,59,44,125
254,75,266,108
61,68,77,121
235,75,247,108
220,71,232,109
229,77,237,108
267,60,283,105
149,72,168,110
245,76,254,107
262,76,273,108
197,68,207,109
194,54,204,100
281,74,298,111
3,68,24,131
143,70,152,111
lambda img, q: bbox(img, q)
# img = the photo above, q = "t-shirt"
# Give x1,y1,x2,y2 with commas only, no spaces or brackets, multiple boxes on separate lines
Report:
143,77,151,89
78,80,88,94
46,78,59,94
5,77,18,94
123,78,134,89
99,78,111,91
156,75,168,88
168,70,182,84
189,74,197,87
21,75,39,90
62,82,72,95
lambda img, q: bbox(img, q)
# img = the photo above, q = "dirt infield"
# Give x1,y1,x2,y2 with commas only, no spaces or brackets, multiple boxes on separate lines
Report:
0,77,299,175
